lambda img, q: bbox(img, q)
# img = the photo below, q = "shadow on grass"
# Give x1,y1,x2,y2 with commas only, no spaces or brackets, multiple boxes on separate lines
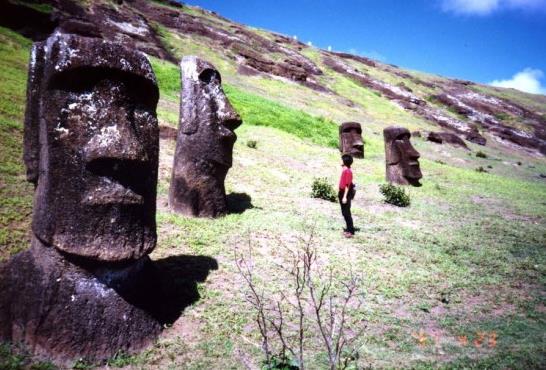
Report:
111,254,219,325
227,192,257,214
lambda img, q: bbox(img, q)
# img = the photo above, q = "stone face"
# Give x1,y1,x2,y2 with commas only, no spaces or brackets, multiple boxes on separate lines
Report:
169,56,242,217
1,31,169,363
384,126,422,186
339,122,364,158
25,32,159,262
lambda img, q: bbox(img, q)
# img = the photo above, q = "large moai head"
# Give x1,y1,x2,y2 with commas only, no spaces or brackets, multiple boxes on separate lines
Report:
169,56,242,217
23,32,160,262
383,126,422,186
339,122,364,158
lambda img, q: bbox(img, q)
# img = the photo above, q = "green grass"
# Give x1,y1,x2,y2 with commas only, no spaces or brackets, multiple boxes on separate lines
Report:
149,57,339,147
225,84,339,148
1,10,546,370
0,27,34,261
9,0,54,14
149,56,180,101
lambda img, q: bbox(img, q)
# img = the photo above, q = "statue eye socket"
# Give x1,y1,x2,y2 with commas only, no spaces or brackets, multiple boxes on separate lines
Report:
198,69,220,84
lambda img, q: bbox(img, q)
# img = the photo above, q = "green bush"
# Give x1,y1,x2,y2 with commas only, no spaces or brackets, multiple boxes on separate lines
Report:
311,178,337,202
246,140,258,149
476,150,487,158
379,183,410,207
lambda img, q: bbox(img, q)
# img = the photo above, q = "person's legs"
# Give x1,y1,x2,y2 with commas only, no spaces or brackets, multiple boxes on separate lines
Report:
339,191,355,235
343,200,355,234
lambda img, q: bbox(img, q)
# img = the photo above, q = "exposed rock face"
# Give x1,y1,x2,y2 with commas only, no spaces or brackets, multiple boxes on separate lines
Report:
427,131,469,149
433,86,546,154
384,126,422,186
169,56,242,217
0,31,168,363
128,0,323,85
339,122,364,158
323,55,487,146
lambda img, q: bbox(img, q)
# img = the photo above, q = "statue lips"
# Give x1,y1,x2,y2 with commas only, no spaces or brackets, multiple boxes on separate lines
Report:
83,158,149,206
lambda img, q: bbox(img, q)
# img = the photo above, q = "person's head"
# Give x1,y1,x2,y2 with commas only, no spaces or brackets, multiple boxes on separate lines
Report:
339,122,364,158
383,126,422,186
24,32,160,262
341,154,353,168
177,56,242,168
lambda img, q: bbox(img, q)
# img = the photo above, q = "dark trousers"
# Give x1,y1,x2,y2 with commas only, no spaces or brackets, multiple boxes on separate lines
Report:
338,190,354,234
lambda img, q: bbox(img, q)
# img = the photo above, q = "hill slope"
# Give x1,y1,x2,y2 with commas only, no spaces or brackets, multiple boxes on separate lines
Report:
0,1,545,369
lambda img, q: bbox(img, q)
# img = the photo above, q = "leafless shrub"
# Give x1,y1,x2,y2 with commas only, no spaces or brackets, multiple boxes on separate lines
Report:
234,226,367,370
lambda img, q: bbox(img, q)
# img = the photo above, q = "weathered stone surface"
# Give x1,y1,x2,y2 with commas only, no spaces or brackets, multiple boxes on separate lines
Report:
0,1,58,41
0,31,191,364
339,122,364,158
24,32,159,262
169,56,242,217
0,239,162,363
128,0,324,85
384,126,422,186
0,237,216,364
427,131,469,149
433,87,546,154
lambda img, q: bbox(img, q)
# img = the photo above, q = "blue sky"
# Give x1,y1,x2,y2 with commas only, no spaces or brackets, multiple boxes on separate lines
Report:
185,0,546,94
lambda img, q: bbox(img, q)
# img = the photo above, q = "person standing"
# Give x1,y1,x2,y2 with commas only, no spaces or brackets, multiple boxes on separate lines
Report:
339,154,355,237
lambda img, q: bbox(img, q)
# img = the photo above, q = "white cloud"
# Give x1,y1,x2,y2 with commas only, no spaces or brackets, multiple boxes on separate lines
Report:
441,0,546,14
442,0,499,15
490,68,546,95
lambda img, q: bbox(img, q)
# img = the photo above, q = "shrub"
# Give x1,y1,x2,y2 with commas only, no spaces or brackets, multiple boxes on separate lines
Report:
379,183,410,207
476,151,487,158
311,178,337,202
246,140,258,149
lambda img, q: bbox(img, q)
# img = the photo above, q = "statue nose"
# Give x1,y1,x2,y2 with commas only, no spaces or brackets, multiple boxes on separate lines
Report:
216,95,242,131
83,114,147,163
407,145,420,159
353,143,364,152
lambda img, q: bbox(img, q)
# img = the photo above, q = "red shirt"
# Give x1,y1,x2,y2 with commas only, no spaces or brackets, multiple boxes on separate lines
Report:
339,167,353,190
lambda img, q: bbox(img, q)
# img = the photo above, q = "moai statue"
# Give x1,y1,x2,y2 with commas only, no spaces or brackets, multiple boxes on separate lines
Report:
0,31,165,363
169,56,242,217
383,126,422,186
339,122,364,158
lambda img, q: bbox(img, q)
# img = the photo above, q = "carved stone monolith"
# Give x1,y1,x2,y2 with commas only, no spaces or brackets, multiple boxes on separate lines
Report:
0,31,166,363
339,121,364,158
383,126,422,186
169,56,242,217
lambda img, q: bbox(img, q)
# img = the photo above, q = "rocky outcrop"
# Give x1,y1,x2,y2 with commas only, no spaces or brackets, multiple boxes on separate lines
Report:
427,132,469,149
433,85,546,154
128,0,324,86
323,55,486,145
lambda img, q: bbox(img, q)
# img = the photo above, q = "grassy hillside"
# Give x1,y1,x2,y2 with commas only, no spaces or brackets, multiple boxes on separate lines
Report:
1,6,545,370
0,27,33,261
